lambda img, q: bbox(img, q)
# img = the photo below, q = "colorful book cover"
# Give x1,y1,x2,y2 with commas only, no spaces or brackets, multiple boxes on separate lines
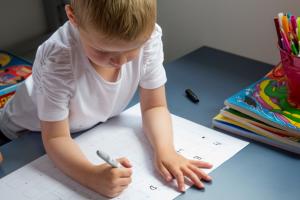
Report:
214,113,300,146
0,50,32,108
212,114,300,154
224,64,300,135
220,107,292,136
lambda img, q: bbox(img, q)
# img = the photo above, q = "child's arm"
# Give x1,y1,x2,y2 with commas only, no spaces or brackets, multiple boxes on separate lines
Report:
140,85,213,192
41,119,132,198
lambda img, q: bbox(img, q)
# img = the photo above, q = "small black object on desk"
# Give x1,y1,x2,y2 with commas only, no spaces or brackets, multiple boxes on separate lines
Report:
185,89,199,103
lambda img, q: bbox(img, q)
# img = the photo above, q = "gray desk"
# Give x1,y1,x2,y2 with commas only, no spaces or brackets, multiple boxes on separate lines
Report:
1,47,299,199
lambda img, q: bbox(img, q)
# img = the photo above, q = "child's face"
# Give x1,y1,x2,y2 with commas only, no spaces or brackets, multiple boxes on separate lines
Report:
79,28,150,69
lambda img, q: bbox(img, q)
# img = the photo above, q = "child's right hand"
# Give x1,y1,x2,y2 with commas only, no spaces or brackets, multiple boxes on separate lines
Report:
88,157,132,198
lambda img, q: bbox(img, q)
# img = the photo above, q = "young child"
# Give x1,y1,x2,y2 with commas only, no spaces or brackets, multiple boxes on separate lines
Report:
0,0,213,198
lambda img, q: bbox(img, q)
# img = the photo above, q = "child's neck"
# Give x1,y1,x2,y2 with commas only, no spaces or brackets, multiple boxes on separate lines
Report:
90,61,121,82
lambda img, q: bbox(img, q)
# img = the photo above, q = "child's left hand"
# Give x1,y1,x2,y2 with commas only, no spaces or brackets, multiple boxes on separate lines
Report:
154,149,213,192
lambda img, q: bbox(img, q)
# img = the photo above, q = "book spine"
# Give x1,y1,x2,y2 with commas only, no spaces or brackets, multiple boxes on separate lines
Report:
212,120,300,154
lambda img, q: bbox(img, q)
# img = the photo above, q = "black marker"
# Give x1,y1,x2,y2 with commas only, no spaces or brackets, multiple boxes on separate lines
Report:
185,89,199,103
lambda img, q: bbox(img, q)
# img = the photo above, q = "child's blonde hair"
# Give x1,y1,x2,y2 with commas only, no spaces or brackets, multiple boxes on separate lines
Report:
70,0,157,41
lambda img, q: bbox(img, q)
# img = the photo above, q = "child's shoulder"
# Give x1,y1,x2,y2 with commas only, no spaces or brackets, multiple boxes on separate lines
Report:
36,21,78,63
142,23,163,55
154,23,162,35
147,23,163,43
48,21,78,48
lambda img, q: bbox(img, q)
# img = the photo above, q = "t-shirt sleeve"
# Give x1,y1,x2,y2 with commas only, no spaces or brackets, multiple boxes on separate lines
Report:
32,42,75,121
139,24,167,89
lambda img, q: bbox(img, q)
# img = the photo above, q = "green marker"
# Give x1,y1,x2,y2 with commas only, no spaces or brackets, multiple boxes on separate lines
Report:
297,17,300,42
291,41,298,55
299,41,300,57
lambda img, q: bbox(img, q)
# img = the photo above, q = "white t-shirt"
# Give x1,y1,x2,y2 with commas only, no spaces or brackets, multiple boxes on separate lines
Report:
0,21,166,139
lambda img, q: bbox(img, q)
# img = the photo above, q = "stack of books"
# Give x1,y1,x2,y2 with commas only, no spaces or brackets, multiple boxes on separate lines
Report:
212,64,300,154
0,50,32,108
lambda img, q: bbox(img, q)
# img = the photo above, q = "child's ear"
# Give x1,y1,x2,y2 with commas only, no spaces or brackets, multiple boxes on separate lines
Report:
65,4,78,27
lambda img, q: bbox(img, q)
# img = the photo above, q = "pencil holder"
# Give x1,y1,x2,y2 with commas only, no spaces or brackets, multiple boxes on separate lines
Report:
278,46,300,108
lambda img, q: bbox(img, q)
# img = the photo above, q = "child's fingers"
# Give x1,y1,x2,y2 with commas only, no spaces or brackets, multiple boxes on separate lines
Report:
182,167,204,189
113,158,133,178
189,165,212,182
117,157,132,168
119,185,129,191
112,185,129,197
190,160,213,169
171,169,185,192
157,163,173,182
118,168,133,178
118,177,132,186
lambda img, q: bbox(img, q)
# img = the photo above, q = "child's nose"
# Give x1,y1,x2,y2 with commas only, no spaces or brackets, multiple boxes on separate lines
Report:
111,54,127,66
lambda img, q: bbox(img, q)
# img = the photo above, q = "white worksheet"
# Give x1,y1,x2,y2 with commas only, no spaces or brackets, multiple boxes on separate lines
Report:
0,104,248,200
